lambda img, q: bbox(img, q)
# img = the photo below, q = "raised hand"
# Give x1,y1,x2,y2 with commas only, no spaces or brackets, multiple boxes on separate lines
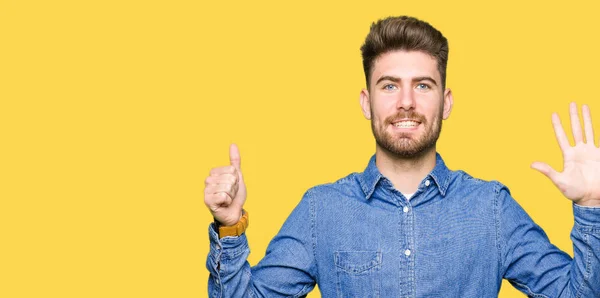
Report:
531,103,600,207
204,144,247,226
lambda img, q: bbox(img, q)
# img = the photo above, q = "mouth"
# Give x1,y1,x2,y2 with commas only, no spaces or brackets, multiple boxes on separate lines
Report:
391,119,421,129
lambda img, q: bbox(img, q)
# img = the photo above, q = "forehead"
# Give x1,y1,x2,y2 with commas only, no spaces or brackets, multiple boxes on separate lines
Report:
371,50,440,83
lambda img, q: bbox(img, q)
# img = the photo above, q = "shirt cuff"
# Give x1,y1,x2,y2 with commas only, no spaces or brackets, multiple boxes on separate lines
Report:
208,223,249,260
573,203,600,227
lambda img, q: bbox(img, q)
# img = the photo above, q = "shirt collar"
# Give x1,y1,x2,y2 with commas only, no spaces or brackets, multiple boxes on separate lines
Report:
358,153,451,199
358,155,383,200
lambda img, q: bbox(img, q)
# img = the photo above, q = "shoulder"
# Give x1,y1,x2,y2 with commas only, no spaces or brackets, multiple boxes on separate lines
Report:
303,172,364,200
447,169,511,202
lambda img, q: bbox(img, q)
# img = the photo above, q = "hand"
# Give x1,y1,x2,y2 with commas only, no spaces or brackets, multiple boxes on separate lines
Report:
532,103,600,206
204,144,247,226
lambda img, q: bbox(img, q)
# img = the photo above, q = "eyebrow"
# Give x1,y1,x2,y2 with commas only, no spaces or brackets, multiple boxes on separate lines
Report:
375,75,438,86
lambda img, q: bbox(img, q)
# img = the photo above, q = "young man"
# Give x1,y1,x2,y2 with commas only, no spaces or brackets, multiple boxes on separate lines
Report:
204,16,600,297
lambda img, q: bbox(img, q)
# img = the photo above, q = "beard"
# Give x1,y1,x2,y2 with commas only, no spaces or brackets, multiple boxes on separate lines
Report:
371,109,443,158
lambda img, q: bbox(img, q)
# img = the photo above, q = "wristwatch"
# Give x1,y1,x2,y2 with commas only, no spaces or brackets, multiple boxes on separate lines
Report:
216,210,249,238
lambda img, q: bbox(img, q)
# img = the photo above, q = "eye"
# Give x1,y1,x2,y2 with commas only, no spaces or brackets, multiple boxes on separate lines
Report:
383,84,398,91
416,83,430,90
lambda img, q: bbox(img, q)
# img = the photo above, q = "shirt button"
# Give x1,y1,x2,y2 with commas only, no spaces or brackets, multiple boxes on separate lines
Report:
405,249,411,256
425,180,431,187
215,279,220,285
403,206,409,213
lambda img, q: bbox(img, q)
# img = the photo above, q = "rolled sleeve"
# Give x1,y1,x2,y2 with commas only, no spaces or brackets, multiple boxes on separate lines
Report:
573,203,600,226
206,223,251,298
571,203,600,297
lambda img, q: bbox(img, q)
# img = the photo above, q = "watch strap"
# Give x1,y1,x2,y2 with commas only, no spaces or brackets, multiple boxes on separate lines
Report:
218,210,249,238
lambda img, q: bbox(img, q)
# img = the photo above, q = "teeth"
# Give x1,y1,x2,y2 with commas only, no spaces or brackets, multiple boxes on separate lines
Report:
394,121,418,128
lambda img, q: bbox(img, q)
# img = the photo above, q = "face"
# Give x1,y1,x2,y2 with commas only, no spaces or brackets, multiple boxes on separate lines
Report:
360,50,453,158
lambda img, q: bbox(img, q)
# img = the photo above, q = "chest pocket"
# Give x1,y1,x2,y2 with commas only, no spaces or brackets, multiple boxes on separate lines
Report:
334,251,382,298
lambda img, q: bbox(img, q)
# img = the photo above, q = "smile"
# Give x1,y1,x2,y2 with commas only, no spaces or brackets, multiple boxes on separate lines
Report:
392,120,420,128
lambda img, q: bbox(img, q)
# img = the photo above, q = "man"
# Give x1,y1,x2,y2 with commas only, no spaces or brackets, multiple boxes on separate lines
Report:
204,16,600,297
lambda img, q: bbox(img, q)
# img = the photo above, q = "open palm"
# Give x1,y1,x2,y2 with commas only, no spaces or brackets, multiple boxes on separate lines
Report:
531,103,600,206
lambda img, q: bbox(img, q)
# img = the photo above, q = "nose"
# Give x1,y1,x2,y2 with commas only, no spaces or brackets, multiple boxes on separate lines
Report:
396,88,416,111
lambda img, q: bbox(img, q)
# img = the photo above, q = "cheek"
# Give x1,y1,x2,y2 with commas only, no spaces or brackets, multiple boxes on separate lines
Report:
372,108,392,125
419,98,443,116
371,100,396,118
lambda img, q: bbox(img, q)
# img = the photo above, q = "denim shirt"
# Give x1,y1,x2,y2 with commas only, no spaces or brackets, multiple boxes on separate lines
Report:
206,154,600,297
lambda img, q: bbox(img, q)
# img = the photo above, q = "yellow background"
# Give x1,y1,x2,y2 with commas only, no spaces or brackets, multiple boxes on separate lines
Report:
1,0,599,297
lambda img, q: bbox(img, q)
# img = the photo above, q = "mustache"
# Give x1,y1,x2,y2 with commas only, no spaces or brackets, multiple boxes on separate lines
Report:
385,111,427,124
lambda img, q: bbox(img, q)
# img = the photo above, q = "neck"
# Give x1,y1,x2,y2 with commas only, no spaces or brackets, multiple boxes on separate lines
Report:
375,145,437,194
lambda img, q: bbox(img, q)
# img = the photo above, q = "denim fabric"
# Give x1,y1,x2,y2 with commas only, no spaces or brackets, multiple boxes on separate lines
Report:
207,154,600,297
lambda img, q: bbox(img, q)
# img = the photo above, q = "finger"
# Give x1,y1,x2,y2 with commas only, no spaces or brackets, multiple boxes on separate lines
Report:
205,184,237,198
582,104,595,145
205,174,237,185
230,143,241,170
209,165,235,176
570,102,584,144
204,192,233,210
531,161,561,184
551,113,570,152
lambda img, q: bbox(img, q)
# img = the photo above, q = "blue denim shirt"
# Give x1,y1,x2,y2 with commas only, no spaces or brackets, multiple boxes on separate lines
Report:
207,154,600,297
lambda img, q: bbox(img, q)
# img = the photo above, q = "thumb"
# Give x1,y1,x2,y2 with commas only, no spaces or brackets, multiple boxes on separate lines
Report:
531,161,560,184
229,143,241,170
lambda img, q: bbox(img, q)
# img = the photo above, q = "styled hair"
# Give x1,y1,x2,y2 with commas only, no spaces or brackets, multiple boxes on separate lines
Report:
360,16,449,89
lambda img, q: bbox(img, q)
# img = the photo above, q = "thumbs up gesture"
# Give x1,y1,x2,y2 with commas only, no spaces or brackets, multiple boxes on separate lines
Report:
204,144,247,226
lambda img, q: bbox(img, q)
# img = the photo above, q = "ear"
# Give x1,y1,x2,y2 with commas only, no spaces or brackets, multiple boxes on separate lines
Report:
360,88,372,120
442,88,453,120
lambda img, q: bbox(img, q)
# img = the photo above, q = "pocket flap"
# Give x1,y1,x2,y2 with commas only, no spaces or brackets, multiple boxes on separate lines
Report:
334,251,382,273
